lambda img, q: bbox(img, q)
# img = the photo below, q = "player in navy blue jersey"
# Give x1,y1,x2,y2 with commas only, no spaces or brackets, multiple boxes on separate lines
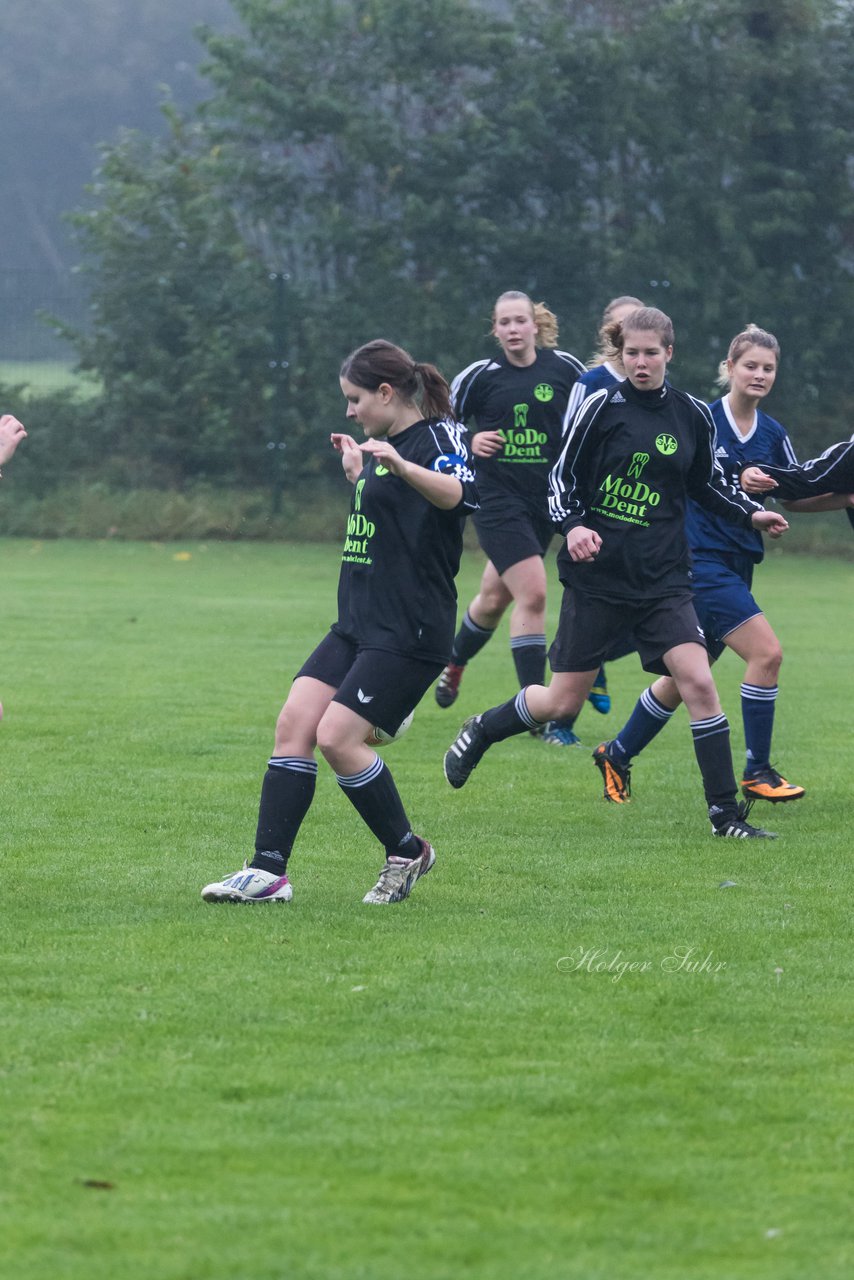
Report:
444,308,790,839
564,296,645,713
434,291,586,745
202,340,478,906
593,325,853,813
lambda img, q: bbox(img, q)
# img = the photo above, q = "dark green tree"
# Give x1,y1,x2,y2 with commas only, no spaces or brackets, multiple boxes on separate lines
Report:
67,109,273,485
63,0,854,489
197,0,515,445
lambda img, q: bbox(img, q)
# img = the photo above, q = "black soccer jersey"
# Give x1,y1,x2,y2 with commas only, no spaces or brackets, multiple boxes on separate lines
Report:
548,379,763,602
743,434,854,500
451,347,584,514
333,418,478,662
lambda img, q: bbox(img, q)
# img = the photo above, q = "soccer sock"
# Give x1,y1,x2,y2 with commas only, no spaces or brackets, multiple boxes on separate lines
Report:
510,634,547,689
612,687,675,764
336,755,421,860
690,715,738,821
451,610,496,665
481,688,546,741
252,756,318,874
741,682,777,776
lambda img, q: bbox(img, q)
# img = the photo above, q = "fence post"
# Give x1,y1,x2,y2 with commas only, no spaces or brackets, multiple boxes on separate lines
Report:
267,270,290,515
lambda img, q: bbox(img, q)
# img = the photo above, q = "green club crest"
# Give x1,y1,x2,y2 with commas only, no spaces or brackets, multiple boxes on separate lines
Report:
655,433,678,456
534,383,554,403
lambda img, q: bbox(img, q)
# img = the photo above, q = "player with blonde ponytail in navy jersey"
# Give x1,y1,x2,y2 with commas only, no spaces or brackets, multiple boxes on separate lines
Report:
202,340,478,907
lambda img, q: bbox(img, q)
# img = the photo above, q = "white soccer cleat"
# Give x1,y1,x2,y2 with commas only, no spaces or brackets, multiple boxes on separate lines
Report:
362,839,436,904
201,863,293,903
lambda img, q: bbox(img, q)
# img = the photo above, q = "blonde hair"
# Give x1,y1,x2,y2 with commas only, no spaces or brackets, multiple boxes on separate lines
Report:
492,290,559,349
588,295,645,367
604,306,674,352
716,324,780,388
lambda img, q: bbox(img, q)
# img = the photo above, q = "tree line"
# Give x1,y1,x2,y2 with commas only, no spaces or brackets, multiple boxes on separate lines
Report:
10,0,854,493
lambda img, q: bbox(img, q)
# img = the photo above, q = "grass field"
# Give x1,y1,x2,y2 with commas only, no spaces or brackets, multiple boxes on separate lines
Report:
1,538,851,1280
0,359,100,397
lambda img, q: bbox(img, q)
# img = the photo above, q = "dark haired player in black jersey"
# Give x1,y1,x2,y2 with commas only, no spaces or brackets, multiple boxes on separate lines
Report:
202,340,478,906
434,290,587,745
445,307,791,839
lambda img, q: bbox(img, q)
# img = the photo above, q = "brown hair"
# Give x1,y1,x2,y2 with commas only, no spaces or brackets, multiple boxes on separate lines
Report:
604,306,674,353
340,339,453,420
716,324,780,388
588,295,646,367
492,290,559,348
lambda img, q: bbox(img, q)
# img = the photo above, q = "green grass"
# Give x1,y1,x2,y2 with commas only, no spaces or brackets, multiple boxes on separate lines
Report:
1,539,851,1280
0,359,100,397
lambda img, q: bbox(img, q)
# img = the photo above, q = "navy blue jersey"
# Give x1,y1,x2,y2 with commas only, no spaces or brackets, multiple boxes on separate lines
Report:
685,397,797,563
547,379,762,603
451,347,584,515
334,418,478,662
564,361,623,425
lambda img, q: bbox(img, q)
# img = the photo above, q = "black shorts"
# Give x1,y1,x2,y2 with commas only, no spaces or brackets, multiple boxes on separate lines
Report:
296,630,443,737
549,589,706,677
473,498,555,576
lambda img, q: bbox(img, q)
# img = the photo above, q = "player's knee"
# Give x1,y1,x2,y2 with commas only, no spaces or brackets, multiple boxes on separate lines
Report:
764,640,783,678
478,584,511,616
549,691,582,719
518,585,547,615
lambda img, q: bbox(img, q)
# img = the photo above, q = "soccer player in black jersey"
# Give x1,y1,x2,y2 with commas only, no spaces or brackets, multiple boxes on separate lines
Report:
202,340,478,905
741,439,854,505
435,290,586,745
445,307,791,839
563,295,647,713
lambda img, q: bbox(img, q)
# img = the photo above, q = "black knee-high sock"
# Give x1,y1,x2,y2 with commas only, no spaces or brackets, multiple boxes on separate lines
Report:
336,755,420,859
690,715,738,822
510,634,547,689
252,756,318,874
452,610,496,665
480,689,547,741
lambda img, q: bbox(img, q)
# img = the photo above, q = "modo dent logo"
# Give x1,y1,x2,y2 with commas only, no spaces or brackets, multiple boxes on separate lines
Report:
655,433,678,456
597,471,661,521
344,476,375,558
534,382,554,403
499,426,548,460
